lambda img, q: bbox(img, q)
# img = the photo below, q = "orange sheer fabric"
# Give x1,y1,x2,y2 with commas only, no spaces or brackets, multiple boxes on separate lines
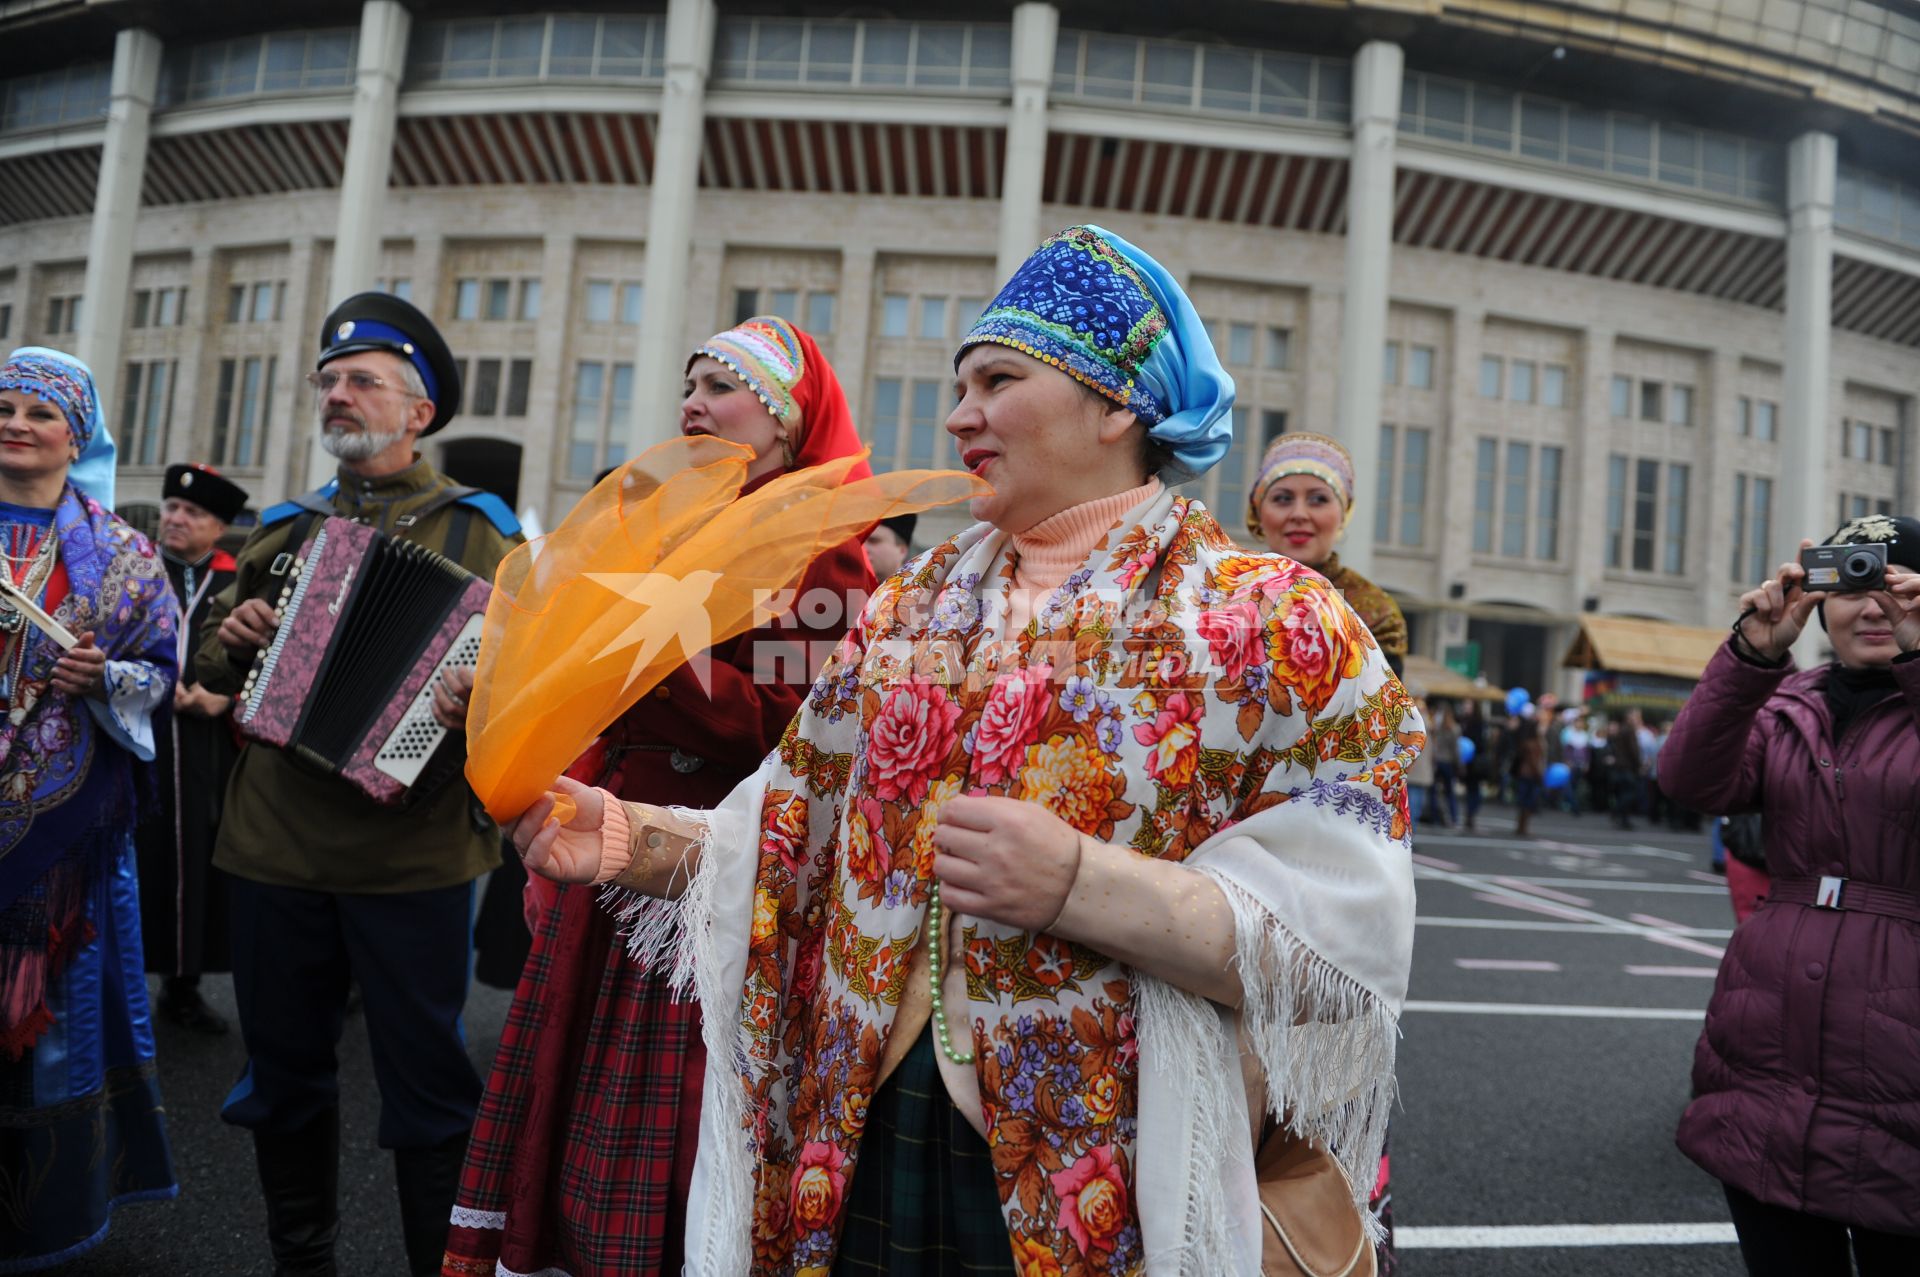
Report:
466,435,983,823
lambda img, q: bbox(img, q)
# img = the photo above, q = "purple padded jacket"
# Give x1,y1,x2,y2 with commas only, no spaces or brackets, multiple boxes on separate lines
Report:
1661,640,1920,1237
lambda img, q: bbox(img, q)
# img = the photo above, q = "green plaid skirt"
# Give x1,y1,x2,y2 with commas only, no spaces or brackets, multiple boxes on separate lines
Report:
832,1027,1016,1275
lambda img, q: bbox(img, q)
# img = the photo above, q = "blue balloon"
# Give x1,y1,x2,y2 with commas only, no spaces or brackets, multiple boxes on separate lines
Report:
1505,686,1532,717
1545,761,1572,791
1457,736,1476,767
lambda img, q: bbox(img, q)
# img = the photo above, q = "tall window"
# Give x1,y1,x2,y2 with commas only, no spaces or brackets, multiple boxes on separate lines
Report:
1478,356,1502,399
1472,438,1497,553
120,359,177,467
1731,473,1773,585
1610,374,1632,418
1265,327,1292,370
211,356,274,468
1536,445,1563,560
1508,360,1535,404
1631,458,1658,570
1381,341,1399,386
1406,345,1434,390
1540,364,1567,408
1500,441,1531,557
1663,463,1690,573
1606,454,1628,567
1375,425,1429,549
880,294,909,338
567,360,633,480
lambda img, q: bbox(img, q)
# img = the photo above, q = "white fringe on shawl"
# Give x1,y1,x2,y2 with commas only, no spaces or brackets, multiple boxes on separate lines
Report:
604,771,771,1276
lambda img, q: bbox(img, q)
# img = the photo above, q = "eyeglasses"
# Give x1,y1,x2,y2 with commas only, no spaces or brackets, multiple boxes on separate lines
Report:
305,369,424,398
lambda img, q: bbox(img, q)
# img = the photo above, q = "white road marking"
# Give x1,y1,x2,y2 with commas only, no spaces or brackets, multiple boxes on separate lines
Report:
1454,959,1562,972
1472,891,1591,923
1425,833,1689,860
1405,1000,1704,1020
1411,852,1462,871
1502,877,1724,895
1626,965,1720,978
1687,869,1729,885
1491,876,1593,907
1419,864,1728,957
1418,917,1732,938
1399,1223,1736,1249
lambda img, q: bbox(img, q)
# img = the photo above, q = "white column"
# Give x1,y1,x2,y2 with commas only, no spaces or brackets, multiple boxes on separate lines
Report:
832,246,877,432
630,0,717,457
1333,41,1402,578
996,3,1058,282
520,232,575,528
76,28,162,421
328,1,410,305
1780,131,1836,664
1779,132,1836,562
308,0,410,486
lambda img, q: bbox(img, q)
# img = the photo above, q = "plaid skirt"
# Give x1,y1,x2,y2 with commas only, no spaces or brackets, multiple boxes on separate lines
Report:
443,882,704,1277
832,1028,1015,1276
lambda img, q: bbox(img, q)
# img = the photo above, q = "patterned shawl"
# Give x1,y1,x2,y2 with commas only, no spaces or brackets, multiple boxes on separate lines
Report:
634,488,1418,1275
0,483,177,1053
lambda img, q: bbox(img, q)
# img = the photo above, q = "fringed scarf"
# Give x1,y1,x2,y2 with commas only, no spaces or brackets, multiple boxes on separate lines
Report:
627,488,1418,1275
0,484,176,1058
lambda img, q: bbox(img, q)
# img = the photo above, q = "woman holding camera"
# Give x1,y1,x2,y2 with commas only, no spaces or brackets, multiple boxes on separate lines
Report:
1661,516,1920,1275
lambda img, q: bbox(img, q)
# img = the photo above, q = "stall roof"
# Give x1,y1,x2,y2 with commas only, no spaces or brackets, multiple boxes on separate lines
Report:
1562,615,1725,681
1401,654,1507,702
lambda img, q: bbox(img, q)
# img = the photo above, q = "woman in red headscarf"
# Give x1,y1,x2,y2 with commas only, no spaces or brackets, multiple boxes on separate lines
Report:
443,318,876,1277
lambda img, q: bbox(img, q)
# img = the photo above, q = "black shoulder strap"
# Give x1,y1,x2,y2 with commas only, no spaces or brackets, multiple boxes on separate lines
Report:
444,505,474,565
269,509,328,578
395,484,477,532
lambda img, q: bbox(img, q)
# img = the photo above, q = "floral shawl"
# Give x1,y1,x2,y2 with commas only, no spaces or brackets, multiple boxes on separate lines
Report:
0,483,177,1054
633,487,1418,1275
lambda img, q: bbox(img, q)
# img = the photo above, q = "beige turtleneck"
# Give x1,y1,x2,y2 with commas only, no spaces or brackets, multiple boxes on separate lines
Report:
1002,478,1163,633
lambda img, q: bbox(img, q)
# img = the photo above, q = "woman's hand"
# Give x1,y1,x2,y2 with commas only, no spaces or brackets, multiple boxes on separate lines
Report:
1736,541,1820,662
507,777,607,883
931,794,1083,932
1872,565,1920,654
50,632,107,698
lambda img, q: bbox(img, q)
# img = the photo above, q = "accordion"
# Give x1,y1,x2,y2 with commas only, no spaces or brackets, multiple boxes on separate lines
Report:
235,515,490,806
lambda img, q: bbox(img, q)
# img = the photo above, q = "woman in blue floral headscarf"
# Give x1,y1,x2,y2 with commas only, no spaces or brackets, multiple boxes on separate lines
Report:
511,228,1418,1275
0,347,180,1270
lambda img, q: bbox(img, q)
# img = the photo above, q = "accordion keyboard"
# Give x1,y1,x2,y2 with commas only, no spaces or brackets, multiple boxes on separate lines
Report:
373,612,486,788
236,528,326,725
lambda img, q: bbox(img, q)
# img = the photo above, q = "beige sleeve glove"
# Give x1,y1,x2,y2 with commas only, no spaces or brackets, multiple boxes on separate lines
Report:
599,801,708,899
1046,837,1243,1008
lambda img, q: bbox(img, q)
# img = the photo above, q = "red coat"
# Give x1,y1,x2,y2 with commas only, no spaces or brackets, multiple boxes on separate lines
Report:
1661,640,1920,1235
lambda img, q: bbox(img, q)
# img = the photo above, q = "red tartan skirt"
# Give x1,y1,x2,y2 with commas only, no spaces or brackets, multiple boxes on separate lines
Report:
443,880,706,1277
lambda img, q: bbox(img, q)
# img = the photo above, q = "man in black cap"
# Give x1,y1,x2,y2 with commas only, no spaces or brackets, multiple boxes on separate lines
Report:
864,511,916,581
134,462,248,1034
194,293,521,1276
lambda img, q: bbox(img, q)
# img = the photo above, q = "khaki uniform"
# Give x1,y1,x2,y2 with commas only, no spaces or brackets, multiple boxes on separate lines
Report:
195,457,520,894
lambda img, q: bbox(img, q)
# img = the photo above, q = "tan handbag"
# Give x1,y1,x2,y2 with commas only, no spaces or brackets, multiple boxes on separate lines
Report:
1255,1120,1376,1277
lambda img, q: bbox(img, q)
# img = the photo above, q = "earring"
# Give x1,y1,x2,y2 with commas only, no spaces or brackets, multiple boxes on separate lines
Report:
779,431,796,468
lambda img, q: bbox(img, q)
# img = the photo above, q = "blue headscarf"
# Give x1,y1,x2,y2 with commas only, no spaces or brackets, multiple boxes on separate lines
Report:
957,225,1235,480
0,346,115,506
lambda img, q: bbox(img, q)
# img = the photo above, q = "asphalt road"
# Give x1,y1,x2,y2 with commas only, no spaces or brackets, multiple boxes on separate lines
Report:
1395,805,1744,1276
66,803,1749,1275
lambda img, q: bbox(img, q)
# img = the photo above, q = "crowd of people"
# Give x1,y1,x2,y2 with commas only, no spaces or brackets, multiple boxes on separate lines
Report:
0,221,1913,1277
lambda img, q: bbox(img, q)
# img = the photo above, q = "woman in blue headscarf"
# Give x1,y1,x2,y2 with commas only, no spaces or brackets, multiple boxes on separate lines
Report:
502,227,1420,1275
0,347,180,1269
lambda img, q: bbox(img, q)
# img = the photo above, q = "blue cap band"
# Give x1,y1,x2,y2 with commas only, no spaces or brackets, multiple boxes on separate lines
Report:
326,318,439,404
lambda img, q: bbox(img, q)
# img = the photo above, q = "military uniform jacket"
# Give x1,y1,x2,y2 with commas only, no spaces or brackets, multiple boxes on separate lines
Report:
195,457,520,894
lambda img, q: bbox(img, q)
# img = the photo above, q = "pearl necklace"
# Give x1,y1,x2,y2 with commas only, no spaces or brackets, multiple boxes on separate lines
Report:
925,881,973,1065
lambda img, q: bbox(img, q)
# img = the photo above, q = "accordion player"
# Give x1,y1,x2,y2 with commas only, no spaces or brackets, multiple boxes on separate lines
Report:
235,514,489,807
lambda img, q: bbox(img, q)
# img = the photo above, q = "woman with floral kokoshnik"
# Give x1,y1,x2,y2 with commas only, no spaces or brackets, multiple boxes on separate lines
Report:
1249,433,1410,1273
509,226,1419,1275
443,318,877,1277
1248,432,1408,675
0,348,180,1270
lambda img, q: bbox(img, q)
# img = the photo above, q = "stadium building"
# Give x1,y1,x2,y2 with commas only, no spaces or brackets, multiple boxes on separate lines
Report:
2,0,1916,695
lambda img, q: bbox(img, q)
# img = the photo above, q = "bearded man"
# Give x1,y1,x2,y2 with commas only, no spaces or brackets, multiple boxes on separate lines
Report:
194,293,520,1276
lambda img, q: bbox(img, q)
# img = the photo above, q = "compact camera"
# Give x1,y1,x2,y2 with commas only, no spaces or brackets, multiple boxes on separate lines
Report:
1800,542,1888,592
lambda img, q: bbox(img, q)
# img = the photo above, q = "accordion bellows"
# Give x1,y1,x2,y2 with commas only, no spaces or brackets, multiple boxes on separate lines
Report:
236,516,490,806
464,434,985,824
